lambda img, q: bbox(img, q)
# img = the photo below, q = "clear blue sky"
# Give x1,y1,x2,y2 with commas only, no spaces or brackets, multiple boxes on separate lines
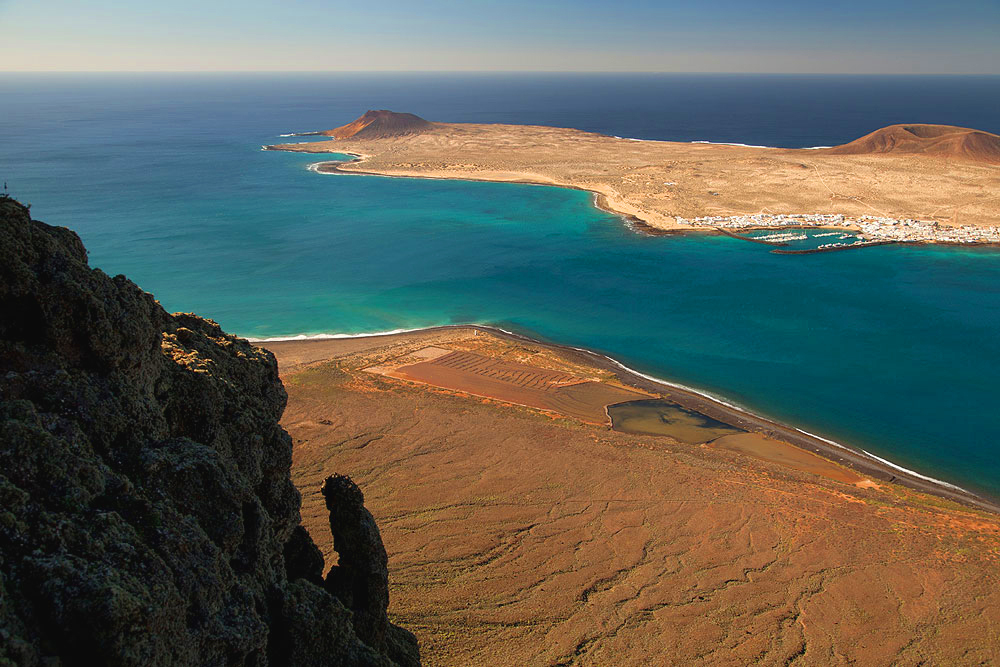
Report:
1,0,998,73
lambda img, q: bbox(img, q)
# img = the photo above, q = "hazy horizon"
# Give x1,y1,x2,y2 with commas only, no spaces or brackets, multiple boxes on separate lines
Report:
3,71,1000,76
1,0,998,75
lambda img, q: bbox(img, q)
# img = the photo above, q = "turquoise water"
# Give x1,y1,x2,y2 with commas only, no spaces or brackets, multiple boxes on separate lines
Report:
739,228,867,251
2,74,999,499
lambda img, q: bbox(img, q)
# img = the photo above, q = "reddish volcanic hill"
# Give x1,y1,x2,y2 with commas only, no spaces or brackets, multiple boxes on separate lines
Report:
822,124,1000,163
323,110,433,139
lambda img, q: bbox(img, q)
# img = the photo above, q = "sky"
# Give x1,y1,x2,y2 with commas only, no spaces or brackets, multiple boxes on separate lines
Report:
1,0,998,74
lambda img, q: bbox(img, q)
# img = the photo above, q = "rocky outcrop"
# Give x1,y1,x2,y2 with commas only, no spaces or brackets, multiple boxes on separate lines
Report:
0,197,418,666
322,475,419,661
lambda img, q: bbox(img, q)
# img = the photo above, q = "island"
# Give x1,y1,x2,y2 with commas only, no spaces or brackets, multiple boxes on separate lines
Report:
268,110,1000,245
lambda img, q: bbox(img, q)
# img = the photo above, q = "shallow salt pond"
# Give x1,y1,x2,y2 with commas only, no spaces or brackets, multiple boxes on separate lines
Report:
609,400,867,485
608,399,744,444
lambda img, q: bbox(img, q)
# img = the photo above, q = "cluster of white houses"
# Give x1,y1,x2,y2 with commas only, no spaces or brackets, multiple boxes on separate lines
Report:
678,213,1000,244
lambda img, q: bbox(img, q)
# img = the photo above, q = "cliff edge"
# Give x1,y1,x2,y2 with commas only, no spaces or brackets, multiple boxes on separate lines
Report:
0,197,418,666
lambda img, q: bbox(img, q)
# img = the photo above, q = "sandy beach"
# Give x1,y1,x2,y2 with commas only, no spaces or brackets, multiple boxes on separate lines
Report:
265,326,1000,665
264,325,998,513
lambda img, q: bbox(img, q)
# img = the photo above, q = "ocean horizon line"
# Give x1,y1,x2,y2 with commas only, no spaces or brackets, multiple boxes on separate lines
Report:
3,71,1000,77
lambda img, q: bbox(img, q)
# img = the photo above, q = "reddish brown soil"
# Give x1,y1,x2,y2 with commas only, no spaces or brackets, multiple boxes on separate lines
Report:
822,124,1000,163
268,330,1000,665
324,110,433,139
386,350,648,424
709,432,866,486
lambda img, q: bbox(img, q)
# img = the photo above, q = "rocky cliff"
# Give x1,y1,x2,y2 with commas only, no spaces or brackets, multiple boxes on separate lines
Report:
0,197,418,666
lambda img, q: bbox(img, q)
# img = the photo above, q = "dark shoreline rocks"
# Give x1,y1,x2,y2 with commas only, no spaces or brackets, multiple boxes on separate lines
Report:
0,197,418,666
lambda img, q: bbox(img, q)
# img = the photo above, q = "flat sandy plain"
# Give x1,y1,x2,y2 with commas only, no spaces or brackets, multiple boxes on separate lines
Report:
270,122,1000,231
266,329,1000,666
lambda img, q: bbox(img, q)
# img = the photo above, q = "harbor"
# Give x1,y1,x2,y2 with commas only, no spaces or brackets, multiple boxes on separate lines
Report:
679,212,1000,246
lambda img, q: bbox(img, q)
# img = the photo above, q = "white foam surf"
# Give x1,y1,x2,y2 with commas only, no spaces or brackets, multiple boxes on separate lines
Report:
691,140,773,149
857,449,970,492
485,326,764,413
261,143,325,151
246,327,426,342
306,162,347,173
611,134,833,150
247,322,979,498
776,429,970,493
540,345,979,496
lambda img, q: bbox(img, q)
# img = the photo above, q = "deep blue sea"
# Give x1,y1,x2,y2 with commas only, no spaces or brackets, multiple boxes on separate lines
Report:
2,73,999,499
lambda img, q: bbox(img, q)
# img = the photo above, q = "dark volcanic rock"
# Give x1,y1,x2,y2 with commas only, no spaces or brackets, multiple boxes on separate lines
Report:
321,476,417,666
0,197,419,666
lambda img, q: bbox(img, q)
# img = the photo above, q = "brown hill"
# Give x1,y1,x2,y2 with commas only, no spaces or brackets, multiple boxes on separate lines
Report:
822,123,1000,163
324,110,432,140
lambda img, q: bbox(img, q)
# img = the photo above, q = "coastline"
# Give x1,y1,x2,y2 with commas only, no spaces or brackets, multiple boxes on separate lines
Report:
257,136,1000,511
301,157,1000,260
257,323,1000,514
298,153,693,237
265,115,1000,243
302,155,686,231
275,327,1000,666
290,152,1000,248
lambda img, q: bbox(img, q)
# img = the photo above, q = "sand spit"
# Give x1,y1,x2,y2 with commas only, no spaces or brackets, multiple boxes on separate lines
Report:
267,118,1000,243
267,327,1000,665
